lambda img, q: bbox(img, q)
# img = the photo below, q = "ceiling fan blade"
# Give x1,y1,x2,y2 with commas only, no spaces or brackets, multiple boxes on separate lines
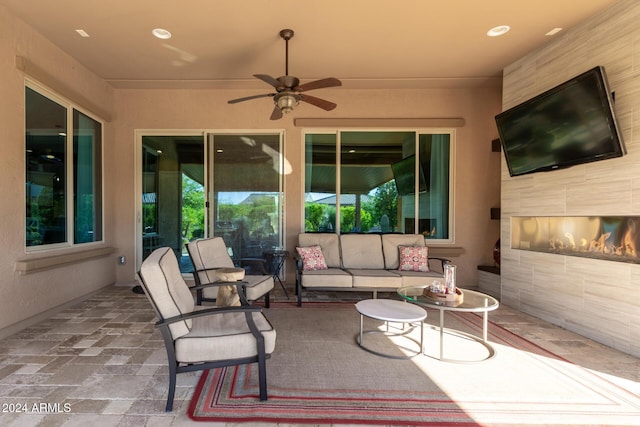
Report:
228,93,275,104
254,74,283,89
299,94,337,111
270,105,283,120
295,77,342,92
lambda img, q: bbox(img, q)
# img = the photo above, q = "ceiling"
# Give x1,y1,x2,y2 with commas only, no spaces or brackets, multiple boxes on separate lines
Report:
1,0,619,90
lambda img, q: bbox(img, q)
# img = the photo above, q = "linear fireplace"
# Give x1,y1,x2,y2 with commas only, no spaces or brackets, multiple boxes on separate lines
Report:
511,216,640,264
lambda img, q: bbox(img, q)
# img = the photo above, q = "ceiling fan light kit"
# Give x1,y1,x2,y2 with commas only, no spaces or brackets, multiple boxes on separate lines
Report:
275,93,300,114
228,29,341,120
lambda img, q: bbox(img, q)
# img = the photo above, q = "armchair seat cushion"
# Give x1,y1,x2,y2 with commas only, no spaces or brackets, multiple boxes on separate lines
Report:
175,310,276,363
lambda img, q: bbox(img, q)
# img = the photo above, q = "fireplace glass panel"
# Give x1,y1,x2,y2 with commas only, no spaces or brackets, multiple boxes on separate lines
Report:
511,216,640,264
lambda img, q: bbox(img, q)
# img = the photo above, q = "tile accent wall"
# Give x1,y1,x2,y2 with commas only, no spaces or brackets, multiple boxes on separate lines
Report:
500,0,640,358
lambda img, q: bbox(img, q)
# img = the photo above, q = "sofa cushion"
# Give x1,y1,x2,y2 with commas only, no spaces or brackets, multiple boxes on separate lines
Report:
296,245,328,271
298,233,341,268
381,234,426,269
398,245,430,272
299,268,353,288
340,234,384,269
346,269,403,288
393,270,444,286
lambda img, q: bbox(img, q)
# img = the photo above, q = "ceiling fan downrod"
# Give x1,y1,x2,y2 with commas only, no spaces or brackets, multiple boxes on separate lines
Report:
279,29,294,76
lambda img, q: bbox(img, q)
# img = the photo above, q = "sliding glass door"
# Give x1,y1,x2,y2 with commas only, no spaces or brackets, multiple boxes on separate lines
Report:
140,134,205,272
209,133,284,260
138,131,284,274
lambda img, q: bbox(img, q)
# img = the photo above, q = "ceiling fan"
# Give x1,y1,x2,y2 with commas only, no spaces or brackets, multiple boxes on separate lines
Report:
227,29,342,120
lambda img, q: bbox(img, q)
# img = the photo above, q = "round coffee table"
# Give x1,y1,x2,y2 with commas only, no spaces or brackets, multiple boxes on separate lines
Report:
398,286,499,363
355,299,427,359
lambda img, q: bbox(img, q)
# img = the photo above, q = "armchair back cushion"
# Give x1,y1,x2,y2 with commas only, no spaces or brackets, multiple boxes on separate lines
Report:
298,233,342,268
187,237,235,285
381,234,426,269
139,247,194,339
340,234,384,269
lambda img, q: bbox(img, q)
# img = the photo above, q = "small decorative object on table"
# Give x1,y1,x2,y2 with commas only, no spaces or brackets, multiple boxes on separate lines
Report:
444,263,456,294
424,285,464,302
424,263,464,303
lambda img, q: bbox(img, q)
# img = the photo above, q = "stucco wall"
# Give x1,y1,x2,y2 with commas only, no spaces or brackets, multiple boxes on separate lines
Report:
500,0,640,357
0,6,116,336
112,86,502,288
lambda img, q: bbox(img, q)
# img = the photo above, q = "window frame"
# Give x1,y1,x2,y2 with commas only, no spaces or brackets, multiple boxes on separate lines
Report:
302,128,456,244
25,79,105,252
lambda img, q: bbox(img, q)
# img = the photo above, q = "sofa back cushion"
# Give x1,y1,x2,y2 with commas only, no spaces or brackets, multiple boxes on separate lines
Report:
298,233,341,268
381,234,426,269
340,234,385,269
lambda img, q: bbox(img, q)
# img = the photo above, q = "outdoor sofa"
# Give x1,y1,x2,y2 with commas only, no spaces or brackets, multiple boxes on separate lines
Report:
295,233,449,306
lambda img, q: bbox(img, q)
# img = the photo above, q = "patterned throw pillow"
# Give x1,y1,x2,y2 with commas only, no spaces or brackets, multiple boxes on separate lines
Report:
296,245,328,271
398,245,430,272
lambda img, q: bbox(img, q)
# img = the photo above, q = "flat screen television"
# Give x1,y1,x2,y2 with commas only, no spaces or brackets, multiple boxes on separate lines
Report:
495,66,625,177
391,155,427,195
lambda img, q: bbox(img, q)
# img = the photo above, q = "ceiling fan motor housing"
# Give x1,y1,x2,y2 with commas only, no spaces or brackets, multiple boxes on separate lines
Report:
277,75,299,90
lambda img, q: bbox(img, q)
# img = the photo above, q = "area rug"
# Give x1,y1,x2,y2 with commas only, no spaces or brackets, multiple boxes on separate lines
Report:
188,302,640,425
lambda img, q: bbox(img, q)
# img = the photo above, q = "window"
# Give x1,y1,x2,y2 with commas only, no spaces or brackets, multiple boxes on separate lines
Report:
304,130,453,242
25,83,103,249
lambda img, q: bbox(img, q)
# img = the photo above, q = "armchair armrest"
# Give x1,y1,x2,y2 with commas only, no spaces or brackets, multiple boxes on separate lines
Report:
156,305,262,328
234,257,269,275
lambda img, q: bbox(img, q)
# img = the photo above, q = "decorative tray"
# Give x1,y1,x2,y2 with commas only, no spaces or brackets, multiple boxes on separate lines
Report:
424,287,464,303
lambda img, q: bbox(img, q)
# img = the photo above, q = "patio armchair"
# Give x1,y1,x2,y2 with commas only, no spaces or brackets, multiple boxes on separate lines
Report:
187,236,274,307
137,247,277,411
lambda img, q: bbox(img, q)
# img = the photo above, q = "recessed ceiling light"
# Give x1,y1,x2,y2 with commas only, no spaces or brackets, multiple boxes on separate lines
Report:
75,29,90,38
348,149,356,153
545,27,563,36
487,25,510,37
216,149,224,153
152,28,172,40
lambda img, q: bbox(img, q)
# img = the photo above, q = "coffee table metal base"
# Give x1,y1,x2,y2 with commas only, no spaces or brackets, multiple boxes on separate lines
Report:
355,299,427,359
397,287,500,364
427,307,496,364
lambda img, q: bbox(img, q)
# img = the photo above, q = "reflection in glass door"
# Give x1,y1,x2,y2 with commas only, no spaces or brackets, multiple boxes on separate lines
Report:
209,133,284,268
141,135,205,273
